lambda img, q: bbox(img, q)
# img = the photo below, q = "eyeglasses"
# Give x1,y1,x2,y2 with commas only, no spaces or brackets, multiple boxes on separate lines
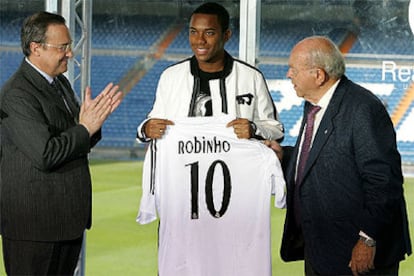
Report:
42,42,72,52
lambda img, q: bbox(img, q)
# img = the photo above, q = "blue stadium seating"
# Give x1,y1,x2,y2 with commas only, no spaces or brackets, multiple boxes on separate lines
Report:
88,55,143,147
349,27,414,56
0,12,29,46
0,51,22,85
1,11,413,163
92,14,173,50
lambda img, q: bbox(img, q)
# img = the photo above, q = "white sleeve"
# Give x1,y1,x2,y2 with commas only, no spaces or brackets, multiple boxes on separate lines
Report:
136,118,151,143
267,148,286,209
253,72,284,141
136,143,158,224
273,174,286,209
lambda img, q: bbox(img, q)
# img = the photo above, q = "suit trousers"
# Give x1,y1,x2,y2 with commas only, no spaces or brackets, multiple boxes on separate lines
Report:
2,235,83,275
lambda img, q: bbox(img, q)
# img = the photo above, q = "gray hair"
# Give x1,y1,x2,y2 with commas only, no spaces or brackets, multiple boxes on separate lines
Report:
306,36,345,79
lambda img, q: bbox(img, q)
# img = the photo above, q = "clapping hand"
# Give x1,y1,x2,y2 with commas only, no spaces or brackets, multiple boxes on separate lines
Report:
79,82,123,136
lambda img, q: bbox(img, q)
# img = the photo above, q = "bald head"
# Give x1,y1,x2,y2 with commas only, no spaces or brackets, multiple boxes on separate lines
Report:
287,36,346,103
292,36,345,80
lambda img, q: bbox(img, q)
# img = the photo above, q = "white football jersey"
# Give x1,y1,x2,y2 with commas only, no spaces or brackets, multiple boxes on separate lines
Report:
137,116,286,276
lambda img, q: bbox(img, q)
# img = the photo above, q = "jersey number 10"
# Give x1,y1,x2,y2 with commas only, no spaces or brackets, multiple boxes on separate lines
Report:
186,160,232,220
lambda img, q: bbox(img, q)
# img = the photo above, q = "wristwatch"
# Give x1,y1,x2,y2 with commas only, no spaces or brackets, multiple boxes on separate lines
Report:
249,121,257,136
359,236,376,247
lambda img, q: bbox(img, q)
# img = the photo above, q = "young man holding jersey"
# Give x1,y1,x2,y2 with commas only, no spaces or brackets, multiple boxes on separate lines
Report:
136,2,283,142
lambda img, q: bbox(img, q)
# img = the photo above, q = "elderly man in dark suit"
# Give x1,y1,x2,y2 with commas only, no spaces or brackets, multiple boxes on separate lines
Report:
267,36,411,275
0,11,122,275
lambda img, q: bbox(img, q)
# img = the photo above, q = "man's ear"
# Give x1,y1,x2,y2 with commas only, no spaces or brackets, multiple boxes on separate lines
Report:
315,68,328,87
224,29,231,43
30,41,41,56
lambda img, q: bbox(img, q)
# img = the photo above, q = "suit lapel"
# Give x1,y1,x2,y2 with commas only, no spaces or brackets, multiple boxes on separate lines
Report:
20,60,70,115
21,60,79,120
48,82,71,115
302,77,349,178
55,75,80,119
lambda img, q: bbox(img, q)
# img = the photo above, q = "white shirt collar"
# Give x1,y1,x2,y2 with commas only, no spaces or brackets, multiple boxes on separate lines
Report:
303,78,341,149
315,79,340,109
25,57,54,84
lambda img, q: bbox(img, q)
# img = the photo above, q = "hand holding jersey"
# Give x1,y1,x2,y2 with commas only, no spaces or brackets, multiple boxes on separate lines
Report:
226,117,255,139
143,118,174,139
144,117,255,140
264,139,284,161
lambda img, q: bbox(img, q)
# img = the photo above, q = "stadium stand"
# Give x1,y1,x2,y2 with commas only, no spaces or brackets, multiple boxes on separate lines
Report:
1,7,413,164
0,51,22,85
92,14,174,50
349,27,414,56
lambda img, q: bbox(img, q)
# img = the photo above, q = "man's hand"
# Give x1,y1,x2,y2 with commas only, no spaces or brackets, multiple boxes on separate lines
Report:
144,118,174,139
263,140,283,161
227,118,253,139
349,239,376,276
79,82,123,136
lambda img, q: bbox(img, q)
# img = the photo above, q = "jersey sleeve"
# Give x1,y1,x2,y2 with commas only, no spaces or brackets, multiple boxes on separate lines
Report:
136,142,158,224
266,146,286,208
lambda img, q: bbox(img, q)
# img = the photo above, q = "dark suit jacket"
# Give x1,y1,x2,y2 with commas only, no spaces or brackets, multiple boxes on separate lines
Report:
280,76,412,275
0,59,100,241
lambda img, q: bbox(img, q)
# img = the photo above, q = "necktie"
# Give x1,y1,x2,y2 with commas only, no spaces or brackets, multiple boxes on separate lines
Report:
296,104,321,185
294,104,321,226
51,78,78,117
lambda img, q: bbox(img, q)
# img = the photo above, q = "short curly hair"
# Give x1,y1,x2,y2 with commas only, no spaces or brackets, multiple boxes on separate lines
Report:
190,2,230,32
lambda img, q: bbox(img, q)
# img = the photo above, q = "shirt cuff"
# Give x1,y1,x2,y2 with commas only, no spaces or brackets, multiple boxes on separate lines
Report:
359,230,373,240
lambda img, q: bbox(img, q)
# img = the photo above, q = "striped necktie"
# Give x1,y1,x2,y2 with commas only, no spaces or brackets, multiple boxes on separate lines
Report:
51,78,77,117
296,104,321,185
294,104,321,226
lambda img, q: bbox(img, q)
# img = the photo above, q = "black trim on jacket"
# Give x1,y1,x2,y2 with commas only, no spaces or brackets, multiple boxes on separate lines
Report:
188,51,234,116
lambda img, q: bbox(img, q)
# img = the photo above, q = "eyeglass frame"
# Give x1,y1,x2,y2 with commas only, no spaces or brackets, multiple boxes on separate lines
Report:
41,41,73,52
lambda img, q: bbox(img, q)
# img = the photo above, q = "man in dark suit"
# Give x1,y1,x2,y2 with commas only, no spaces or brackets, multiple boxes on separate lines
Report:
0,12,123,275
267,36,411,275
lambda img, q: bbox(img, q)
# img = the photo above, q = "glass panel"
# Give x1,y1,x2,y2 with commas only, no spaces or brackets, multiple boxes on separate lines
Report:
259,0,414,164
0,0,240,149
1,0,412,160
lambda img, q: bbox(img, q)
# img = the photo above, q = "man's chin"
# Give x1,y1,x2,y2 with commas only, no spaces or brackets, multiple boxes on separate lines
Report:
59,64,68,73
194,53,210,61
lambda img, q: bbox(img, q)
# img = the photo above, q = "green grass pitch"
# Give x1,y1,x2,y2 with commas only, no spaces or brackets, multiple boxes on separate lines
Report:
0,160,413,275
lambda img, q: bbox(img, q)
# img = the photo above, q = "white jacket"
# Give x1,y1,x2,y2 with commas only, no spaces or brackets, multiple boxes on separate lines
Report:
137,52,284,141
